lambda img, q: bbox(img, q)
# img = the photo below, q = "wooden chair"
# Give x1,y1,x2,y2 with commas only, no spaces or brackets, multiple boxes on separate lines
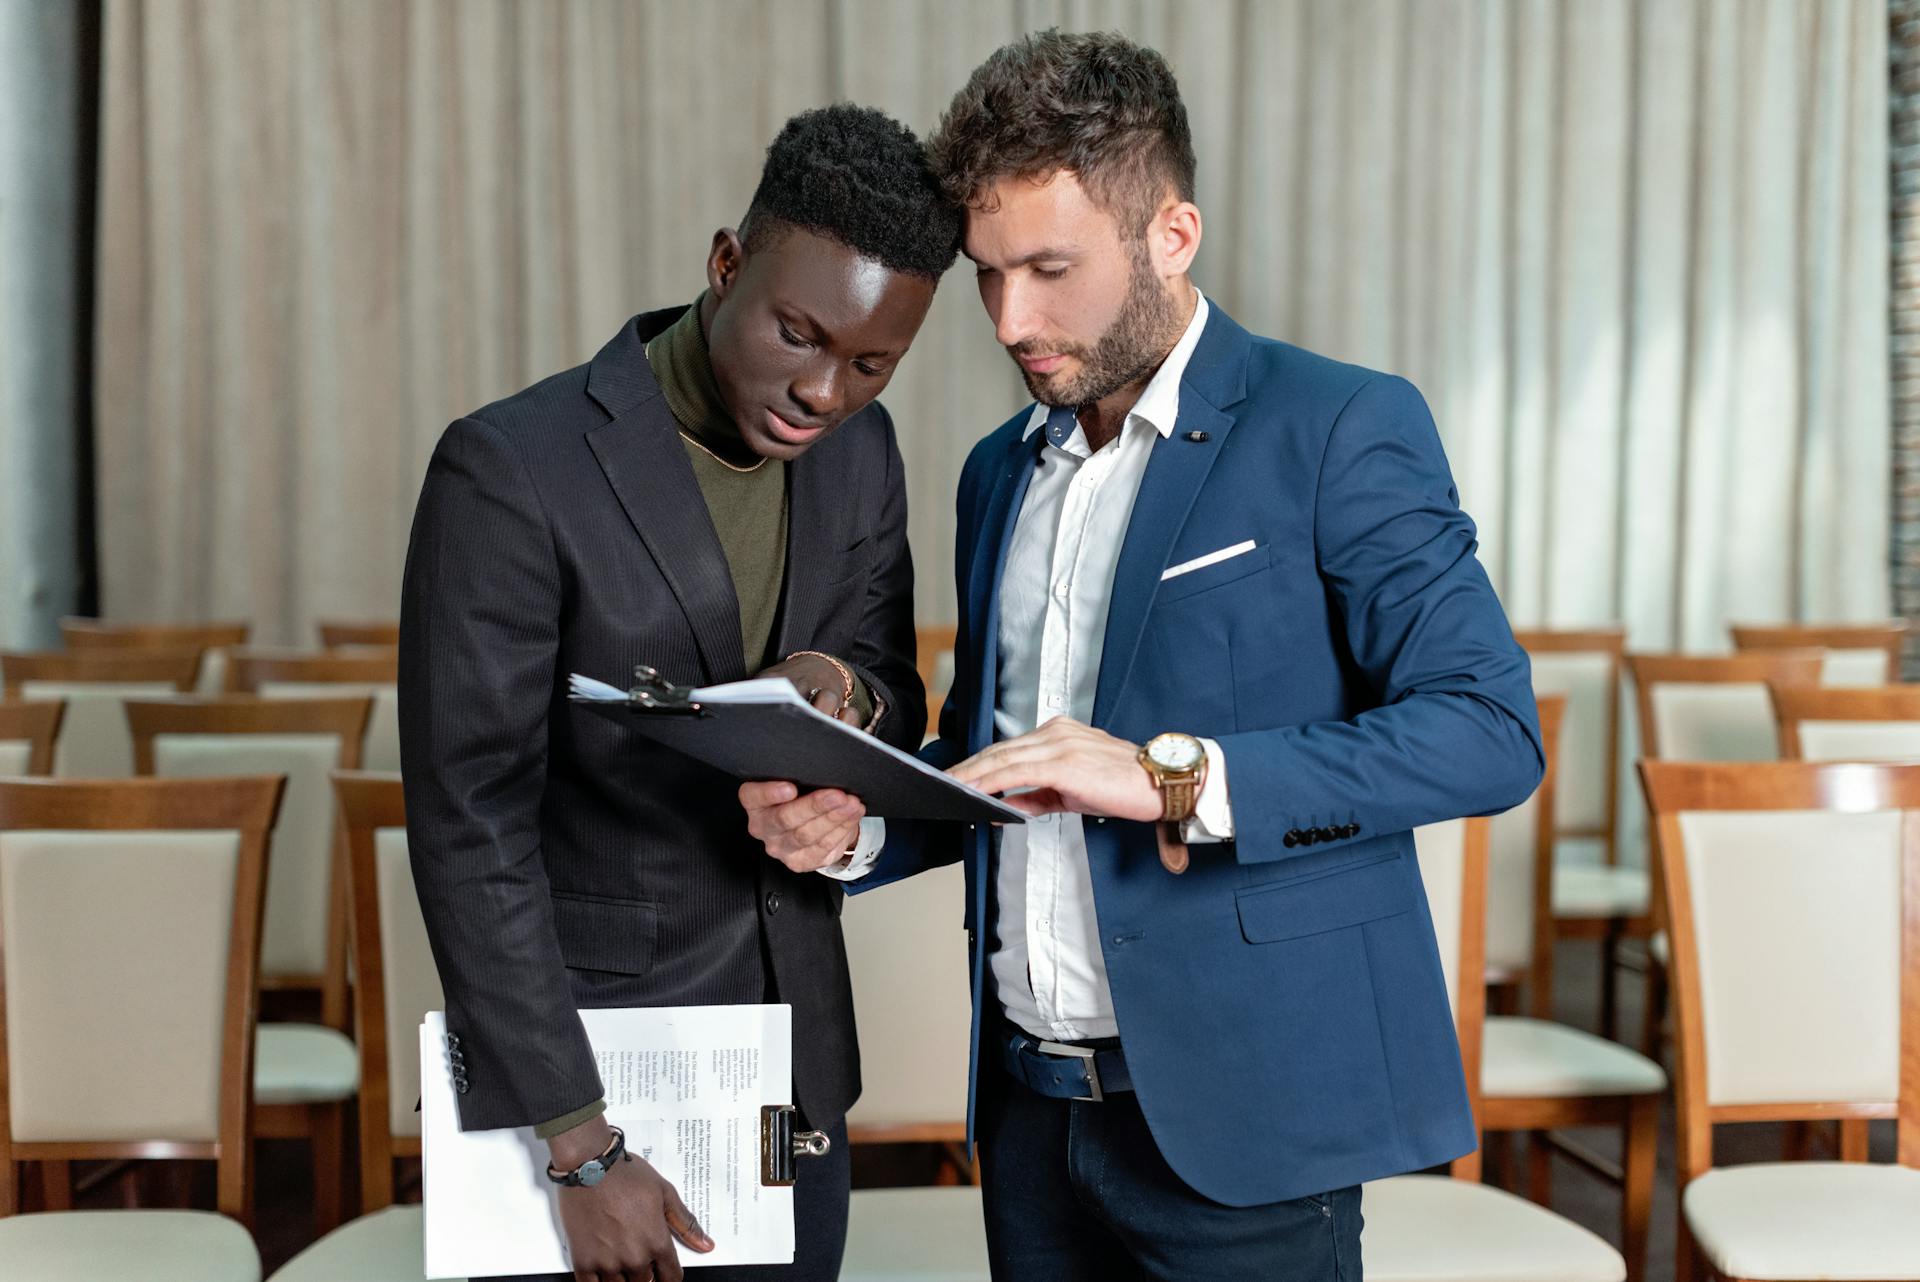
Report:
914,625,958,742
0,651,201,778
1361,817,1627,1282
59,618,251,695
0,775,283,1279
316,620,400,650
0,701,65,777
1640,760,1920,1282
1771,683,1920,763
125,698,370,1235
1485,695,1567,1006
1730,621,1909,687
229,649,401,774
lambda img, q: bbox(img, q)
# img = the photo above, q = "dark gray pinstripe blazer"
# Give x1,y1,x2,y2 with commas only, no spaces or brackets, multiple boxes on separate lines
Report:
398,306,925,1133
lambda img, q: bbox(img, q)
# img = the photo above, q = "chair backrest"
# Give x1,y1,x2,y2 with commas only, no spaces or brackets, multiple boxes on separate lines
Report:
842,862,971,1141
1514,629,1624,862
333,771,440,1213
0,774,284,1220
127,698,372,1003
1626,651,1824,761
1639,760,1920,1186
0,700,65,776
1410,816,1490,1181
1731,621,1908,687
1771,683,1920,763
914,625,958,741
317,620,400,649
59,619,251,695
1,651,202,777
1485,696,1566,1007
229,649,401,773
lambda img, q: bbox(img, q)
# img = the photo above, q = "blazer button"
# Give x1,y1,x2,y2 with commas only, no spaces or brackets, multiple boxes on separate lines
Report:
1283,831,1299,848
765,891,782,915
454,1078,470,1095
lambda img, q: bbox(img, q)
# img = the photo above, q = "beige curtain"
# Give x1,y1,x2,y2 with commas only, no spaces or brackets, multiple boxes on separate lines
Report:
96,0,1889,649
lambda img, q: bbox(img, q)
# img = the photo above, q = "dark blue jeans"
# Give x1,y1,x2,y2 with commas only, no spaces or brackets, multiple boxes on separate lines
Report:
979,1071,1362,1281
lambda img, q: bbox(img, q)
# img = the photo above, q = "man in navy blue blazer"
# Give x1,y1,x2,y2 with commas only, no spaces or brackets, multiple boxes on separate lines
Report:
742,30,1543,1279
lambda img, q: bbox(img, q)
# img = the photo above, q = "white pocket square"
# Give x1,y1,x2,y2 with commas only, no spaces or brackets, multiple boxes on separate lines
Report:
1161,539,1257,581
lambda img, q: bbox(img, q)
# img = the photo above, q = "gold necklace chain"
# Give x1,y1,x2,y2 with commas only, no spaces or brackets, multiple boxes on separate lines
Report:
678,428,768,473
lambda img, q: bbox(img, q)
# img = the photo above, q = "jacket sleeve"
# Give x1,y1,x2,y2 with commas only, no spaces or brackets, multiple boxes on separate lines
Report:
397,415,603,1131
1215,376,1544,864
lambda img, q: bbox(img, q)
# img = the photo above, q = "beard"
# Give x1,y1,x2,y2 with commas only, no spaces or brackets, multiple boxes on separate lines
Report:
1011,243,1186,409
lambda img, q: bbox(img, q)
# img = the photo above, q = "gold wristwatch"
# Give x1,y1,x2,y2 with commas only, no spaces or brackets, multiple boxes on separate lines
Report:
1138,732,1208,823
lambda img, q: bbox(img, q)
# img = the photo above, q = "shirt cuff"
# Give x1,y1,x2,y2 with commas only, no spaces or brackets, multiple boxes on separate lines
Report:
1181,738,1233,843
533,1096,608,1140
818,816,886,880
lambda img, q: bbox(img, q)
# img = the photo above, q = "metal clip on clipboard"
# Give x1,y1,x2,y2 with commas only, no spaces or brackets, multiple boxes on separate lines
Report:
759,1105,832,1186
627,665,708,717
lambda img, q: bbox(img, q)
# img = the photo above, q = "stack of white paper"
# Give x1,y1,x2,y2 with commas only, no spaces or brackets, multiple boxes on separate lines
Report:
420,1005,796,1278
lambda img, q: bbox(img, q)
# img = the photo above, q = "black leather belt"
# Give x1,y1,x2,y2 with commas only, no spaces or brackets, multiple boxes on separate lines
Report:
1002,1029,1134,1101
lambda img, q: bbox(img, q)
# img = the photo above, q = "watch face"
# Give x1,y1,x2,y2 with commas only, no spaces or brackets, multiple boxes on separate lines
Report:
577,1159,607,1187
1147,733,1204,771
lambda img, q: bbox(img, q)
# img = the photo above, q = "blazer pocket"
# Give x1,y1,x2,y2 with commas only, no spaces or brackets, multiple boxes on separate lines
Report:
1235,854,1411,944
1156,543,1272,604
551,891,661,975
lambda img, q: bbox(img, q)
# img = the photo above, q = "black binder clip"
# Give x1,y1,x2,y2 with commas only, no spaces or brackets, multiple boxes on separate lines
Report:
759,1104,831,1186
628,665,706,717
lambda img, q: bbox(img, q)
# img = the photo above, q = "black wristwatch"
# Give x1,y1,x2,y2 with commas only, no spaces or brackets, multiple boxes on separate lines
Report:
545,1124,631,1188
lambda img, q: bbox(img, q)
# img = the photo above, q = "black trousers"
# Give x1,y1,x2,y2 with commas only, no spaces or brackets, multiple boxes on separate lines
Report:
502,1116,850,1282
978,1071,1363,1282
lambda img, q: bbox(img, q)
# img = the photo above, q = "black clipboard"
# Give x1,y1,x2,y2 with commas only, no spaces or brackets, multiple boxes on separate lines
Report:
570,667,1027,824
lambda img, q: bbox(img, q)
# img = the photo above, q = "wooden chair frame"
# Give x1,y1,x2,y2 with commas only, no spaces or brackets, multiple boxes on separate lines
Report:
317,621,400,649
1514,629,1627,866
1731,621,1909,684
1769,683,1920,761
1640,760,1920,1282
333,771,420,1214
59,619,250,652
1440,817,1491,1185
227,649,398,693
0,702,66,776
1518,695,1568,1018
0,775,285,1225
1626,651,1826,762
0,649,202,699
913,625,958,735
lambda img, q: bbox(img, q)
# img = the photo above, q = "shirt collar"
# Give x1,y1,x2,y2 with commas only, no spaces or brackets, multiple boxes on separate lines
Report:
1023,289,1211,445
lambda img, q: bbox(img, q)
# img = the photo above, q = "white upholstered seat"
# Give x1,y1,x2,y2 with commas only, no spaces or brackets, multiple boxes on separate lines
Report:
1550,863,1650,920
1361,1175,1625,1282
1682,1162,1920,1279
1481,1016,1665,1099
256,1023,359,1106
841,1186,990,1282
0,1209,260,1281
267,1204,449,1282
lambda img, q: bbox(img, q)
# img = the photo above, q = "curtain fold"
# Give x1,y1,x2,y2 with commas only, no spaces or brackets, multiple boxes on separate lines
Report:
94,0,1890,648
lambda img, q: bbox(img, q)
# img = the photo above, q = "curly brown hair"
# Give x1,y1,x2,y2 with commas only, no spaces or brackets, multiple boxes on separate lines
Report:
927,29,1196,236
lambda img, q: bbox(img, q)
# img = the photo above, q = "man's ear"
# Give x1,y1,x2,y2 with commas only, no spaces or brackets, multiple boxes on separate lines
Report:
1153,200,1202,280
707,227,747,300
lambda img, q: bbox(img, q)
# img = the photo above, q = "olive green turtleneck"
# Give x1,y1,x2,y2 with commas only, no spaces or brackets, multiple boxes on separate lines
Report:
647,298,789,674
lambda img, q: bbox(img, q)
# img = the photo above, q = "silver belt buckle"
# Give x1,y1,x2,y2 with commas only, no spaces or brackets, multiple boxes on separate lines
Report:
1037,1039,1103,1102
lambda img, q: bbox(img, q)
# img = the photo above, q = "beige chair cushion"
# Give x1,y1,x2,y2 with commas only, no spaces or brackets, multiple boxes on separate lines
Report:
1550,864,1649,920
0,740,31,775
1412,821,1468,1017
1819,648,1892,687
256,1023,359,1106
842,1186,990,1282
258,681,400,773
155,733,343,977
1486,786,1541,973
844,863,970,1130
1527,652,1616,833
1798,719,1920,762
20,681,177,777
2,831,237,1141
1649,682,1780,761
1684,1162,1920,1279
1481,1017,1666,1099
0,1209,260,1281
266,1204,447,1282
1680,809,1901,1105
1361,1174,1625,1282
375,826,443,1137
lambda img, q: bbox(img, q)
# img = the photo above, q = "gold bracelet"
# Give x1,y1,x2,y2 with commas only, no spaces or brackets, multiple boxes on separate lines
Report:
787,650,855,711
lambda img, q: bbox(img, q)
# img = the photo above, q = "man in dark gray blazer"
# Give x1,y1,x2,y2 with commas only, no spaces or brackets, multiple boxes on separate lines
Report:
398,105,961,1282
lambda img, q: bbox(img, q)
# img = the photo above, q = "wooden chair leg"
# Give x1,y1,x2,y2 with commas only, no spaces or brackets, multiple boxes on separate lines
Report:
312,1104,345,1234
1839,1118,1870,1162
0,1158,17,1215
1525,1130,1553,1206
1623,1095,1658,1282
41,1160,72,1211
1675,1206,1701,1282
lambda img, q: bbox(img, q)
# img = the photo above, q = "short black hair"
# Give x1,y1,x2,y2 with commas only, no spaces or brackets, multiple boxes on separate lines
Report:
741,103,963,280
929,30,1196,236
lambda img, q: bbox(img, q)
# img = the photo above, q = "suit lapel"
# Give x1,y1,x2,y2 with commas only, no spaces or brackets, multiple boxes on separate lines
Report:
965,428,1045,751
773,445,832,659
584,315,747,685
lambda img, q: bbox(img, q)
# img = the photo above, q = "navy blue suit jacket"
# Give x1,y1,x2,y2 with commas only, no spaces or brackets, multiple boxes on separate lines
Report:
855,303,1542,1207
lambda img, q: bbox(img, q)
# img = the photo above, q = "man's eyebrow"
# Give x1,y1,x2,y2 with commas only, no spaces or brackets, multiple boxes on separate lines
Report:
971,247,1084,269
